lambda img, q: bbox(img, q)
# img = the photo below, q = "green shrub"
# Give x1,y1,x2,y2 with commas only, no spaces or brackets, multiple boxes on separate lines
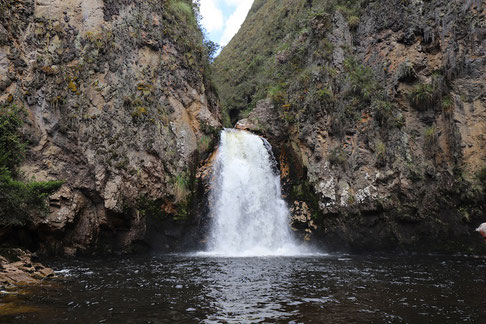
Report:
408,82,437,110
0,104,63,226
344,58,378,102
268,85,286,105
478,166,486,189
348,16,360,29
0,169,63,226
0,104,24,173
169,0,196,25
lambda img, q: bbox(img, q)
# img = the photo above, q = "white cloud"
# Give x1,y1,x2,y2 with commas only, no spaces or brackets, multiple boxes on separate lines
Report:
199,0,224,33
219,0,253,46
222,0,245,5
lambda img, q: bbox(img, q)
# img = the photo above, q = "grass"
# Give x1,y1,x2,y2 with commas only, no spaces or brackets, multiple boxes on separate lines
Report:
424,126,438,153
197,135,212,153
396,61,416,82
441,95,454,112
169,0,197,26
174,173,189,203
268,85,286,105
408,82,437,111
478,166,486,190
344,57,379,102
408,72,448,111
374,100,394,127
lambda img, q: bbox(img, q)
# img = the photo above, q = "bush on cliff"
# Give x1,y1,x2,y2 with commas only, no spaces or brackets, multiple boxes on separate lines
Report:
478,166,486,191
0,104,63,226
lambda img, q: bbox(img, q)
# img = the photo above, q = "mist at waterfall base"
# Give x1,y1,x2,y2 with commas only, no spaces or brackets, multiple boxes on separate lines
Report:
202,129,309,257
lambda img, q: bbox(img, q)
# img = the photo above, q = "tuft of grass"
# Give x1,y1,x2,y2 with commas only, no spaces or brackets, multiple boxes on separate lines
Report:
396,61,416,82
317,87,334,102
373,100,394,128
131,106,147,119
441,95,454,112
408,72,448,111
68,80,77,93
478,166,486,190
173,173,189,203
374,140,387,167
408,82,437,111
424,126,437,149
169,0,196,26
268,85,286,105
344,58,379,102
197,135,212,153
348,16,360,29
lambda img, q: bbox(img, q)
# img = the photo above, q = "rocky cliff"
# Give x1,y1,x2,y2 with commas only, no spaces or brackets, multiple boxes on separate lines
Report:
214,0,486,253
0,0,221,255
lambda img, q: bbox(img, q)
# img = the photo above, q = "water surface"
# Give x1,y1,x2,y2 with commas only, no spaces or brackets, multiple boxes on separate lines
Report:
2,254,486,323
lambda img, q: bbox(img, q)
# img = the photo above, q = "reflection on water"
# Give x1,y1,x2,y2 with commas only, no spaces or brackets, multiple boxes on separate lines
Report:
2,254,486,323
203,257,294,322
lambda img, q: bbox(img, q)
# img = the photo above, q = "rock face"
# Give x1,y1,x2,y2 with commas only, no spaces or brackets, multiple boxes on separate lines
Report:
0,248,54,287
0,0,221,255
213,0,486,253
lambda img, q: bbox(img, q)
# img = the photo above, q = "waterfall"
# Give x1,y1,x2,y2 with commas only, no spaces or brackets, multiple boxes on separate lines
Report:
206,129,302,256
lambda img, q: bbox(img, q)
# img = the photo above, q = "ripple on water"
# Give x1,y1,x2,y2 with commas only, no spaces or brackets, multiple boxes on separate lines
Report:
1,254,485,323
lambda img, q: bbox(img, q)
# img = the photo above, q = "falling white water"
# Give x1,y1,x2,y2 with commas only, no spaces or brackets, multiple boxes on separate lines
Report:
206,129,303,257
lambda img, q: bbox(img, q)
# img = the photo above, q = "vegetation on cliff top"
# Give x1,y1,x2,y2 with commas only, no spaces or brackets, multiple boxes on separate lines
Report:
0,104,63,226
212,0,367,125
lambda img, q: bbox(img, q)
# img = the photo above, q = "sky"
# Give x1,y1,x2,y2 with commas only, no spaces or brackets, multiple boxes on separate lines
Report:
198,0,254,49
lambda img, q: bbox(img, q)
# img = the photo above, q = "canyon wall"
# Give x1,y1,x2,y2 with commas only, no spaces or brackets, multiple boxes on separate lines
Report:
0,0,221,255
213,0,486,253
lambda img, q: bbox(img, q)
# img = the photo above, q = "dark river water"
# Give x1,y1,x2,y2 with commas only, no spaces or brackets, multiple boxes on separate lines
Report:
2,253,486,323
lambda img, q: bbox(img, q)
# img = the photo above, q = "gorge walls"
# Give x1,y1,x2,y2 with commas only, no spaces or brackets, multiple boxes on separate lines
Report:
2,0,485,255
0,0,221,255
213,0,486,253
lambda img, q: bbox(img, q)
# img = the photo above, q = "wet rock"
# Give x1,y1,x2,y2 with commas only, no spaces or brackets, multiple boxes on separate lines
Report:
0,249,54,287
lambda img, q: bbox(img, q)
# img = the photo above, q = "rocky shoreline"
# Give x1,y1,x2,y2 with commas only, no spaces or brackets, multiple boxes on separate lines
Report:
0,249,54,288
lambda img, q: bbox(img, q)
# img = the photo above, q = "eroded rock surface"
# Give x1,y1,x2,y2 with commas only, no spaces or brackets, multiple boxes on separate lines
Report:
0,0,221,255
0,249,54,287
217,0,486,253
